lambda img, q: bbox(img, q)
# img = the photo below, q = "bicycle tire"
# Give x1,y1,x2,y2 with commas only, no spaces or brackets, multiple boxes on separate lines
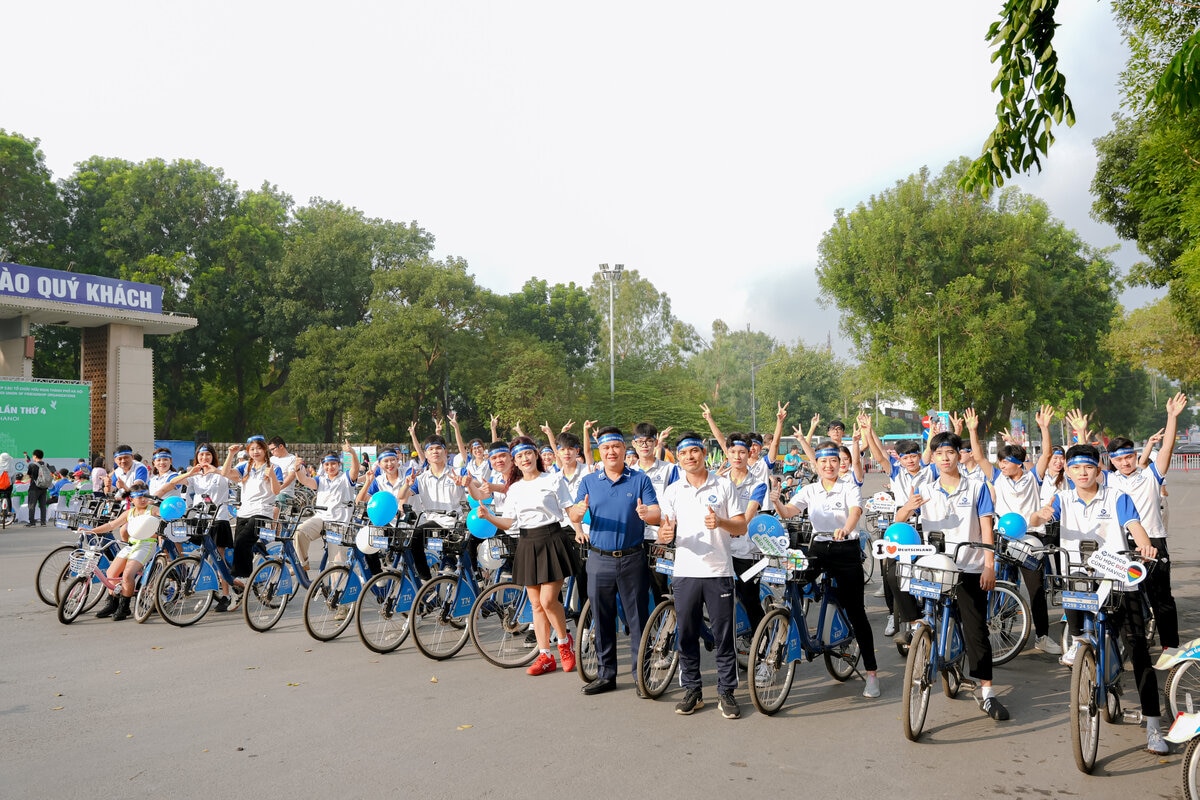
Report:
824,633,861,682
1070,642,1100,774
37,544,75,606
748,607,796,715
303,565,355,641
1168,661,1200,719
577,600,598,683
410,575,470,660
357,570,414,654
133,555,167,623
57,561,106,613
860,536,874,585
942,651,966,698
469,582,538,668
902,623,933,742
243,559,290,632
57,576,90,624
1185,735,1200,800
637,600,679,698
156,556,213,627
987,582,1031,666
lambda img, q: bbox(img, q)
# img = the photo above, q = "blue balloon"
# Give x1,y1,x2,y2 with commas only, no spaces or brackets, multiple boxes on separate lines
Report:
996,512,1028,540
159,496,187,522
747,513,785,539
884,522,920,546
582,508,591,525
466,495,494,509
366,491,399,526
466,507,497,539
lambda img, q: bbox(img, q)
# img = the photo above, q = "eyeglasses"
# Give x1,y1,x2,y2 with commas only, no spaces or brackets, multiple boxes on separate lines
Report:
632,437,653,446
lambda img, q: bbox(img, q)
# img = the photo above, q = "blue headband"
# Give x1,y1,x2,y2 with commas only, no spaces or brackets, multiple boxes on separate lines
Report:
511,444,535,456
814,447,840,459
597,433,624,446
540,446,554,454
960,446,972,453
729,440,749,450
129,490,148,498
379,450,397,459
1068,455,1099,467
489,445,510,456
424,442,446,451
676,437,704,452
113,448,133,457
1052,447,1065,455
246,435,266,444
1003,456,1023,466
1109,447,1135,458
322,455,341,464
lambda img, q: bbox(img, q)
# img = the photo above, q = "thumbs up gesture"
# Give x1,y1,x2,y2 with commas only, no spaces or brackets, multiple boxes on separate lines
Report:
705,506,719,530
636,497,650,521
658,514,676,543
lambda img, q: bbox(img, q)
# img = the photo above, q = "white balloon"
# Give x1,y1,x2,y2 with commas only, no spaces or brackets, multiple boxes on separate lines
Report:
127,514,160,540
355,526,379,555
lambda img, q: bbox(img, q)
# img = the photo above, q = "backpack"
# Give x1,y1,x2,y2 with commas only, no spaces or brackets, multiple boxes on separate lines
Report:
33,463,53,489
0,471,10,491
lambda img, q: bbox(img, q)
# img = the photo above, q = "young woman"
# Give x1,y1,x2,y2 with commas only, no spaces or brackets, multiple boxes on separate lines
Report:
477,436,576,676
295,445,361,609
220,436,283,597
167,444,238,609
89,481,160,621
148,448,182,500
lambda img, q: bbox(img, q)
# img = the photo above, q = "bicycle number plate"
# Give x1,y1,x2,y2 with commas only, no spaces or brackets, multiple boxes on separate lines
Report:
259,529,276,542
324,530,342,545
427,537,443,553
654,557,674,576
369,534,388,550
55,517,71,529
908,579,943,601
760,566,787,585
1062,591,1100,613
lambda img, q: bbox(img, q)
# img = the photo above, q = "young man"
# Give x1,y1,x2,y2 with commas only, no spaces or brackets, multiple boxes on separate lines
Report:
895,432,1010,722
25,449,52,526
396,435,470,582
1031,443,1165,753
656,433,747,718
630,422,680,602
568,426,660,696
267,437,299,498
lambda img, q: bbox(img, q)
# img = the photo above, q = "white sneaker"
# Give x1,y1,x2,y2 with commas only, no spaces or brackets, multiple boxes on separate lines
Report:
862,674,880,698
873,585,887,598
1060,639,1080,667
1034,635,1062,655
1147,727,1169,755
883,614,896,637
754,662,773,688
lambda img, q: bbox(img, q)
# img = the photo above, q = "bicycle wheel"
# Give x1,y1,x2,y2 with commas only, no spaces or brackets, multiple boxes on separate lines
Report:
469,582,538,668
824,633,861,682
243,559,290,632
58,562,105,613
987,582,1031,666
303,565,355,641
1185,736,1200,800
942,651,966,698
902,623,933,742
577,600,598,683
357,570,413,654
411,576,470,660
860,537,875,585
748,607,796,715
156,556,214,627
1168,662,1200,719
37,544,75,606
56,576,90,624
637,600,679,699
1070,642,1100,773
133,555,167,623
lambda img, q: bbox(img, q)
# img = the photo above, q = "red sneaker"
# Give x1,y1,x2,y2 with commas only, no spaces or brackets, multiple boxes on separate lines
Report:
558,634,577,673
527,651,557,676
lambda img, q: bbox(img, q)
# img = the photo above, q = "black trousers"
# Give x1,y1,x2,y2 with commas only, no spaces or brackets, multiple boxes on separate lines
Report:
1066,589,1160,717
808,539,877,672
953,573,994,683
1146,537,1178,649
674,575,738,693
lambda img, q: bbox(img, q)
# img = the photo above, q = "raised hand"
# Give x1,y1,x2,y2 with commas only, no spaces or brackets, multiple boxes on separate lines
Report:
658,514,676,543
560,419,575,433
447,410,459,428
704,506,718,530
636,497,651,521
1167,392,1189,418
963,407,979,432
432,415,444,435
1035,404,1055,428
700,403,713,421
777,401,789,421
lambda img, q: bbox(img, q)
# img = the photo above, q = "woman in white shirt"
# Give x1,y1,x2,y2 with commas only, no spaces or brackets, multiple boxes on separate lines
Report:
478,436,576,677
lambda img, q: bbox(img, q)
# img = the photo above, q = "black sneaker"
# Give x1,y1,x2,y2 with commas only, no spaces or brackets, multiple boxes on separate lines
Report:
718,691,741,719
523,629,538,648
214,595,231,613
674,687,704,715
981,696,1010,721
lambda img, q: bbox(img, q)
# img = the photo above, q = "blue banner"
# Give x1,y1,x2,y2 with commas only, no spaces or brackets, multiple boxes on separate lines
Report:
0,262,163,314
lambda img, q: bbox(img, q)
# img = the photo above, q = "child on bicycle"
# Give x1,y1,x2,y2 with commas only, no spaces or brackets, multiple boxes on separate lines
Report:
88,481,160,621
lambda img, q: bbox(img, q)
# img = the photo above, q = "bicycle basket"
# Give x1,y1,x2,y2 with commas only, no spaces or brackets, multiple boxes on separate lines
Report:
785,517,814,549
647,542,674,575
324,521,357,547
164,521,192,543
999,535,1042,571
896,556,960,599
426,525,468,556
382,524,415,552
54,510,76,530
69,548,102,576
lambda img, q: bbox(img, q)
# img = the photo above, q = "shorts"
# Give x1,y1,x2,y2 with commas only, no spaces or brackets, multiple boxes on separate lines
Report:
117,539,156,565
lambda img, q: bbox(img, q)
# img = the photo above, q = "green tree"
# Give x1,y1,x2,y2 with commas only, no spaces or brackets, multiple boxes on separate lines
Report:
501,278,599,373
587,268,700,372
0,130,63,266
1106,297,1200,393
687,320,778,427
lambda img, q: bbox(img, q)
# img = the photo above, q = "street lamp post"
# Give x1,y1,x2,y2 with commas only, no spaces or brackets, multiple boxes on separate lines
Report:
925,291,943,412
599,263,624,405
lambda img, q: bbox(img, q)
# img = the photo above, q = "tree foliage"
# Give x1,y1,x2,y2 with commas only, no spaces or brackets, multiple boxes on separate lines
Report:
1106,296,1200,393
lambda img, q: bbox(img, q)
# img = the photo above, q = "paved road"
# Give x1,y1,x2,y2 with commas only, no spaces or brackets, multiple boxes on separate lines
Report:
3,473,1198,799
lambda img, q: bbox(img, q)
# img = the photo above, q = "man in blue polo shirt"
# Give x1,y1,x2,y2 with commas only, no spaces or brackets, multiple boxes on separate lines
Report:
569,426,660,696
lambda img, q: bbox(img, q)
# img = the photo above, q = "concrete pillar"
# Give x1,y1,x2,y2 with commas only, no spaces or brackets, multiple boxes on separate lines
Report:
0,316,32,378
80,323,155,460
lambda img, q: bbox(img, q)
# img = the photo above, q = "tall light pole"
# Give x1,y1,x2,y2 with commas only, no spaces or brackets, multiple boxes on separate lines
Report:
599,263,624,405
925,291,943,412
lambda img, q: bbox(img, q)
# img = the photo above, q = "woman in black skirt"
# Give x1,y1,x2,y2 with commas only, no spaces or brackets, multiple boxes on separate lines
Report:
478,436,576,676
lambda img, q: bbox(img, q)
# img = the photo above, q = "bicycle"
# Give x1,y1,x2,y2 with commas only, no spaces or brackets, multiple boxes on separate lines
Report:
355,519,426,654
36,496,120,606
240,501,327,632
409,513,487,660
467,533,548,669
746,526,863,715
56,533,164,625
987,533,1039,665
302,519,377,641
1161,637,1200,720
131,526,189,623
154,499,241,626
1166,711,1200,799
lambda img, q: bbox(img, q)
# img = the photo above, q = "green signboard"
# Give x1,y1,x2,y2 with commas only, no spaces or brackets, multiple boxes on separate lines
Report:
0,380,90,466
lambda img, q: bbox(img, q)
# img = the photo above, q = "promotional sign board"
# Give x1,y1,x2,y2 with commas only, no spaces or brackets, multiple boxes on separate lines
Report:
0,261,163,314
0,380,91,468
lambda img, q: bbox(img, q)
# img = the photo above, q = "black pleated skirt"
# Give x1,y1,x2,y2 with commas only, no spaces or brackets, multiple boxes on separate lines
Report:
513,522,575,587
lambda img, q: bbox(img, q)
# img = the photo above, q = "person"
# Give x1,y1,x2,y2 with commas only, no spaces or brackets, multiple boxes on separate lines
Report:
90,456,110,496
49,469,72,505
477,436,577,675
87,481,160,621
629,421,680,603
166,443,238,609
396,434,470,583
24,449,51,526
109,445,149,495
147,448,183,501
894,431,1010,721
965,405,1060,655
294,444,361,616
221,436,283,600
782,446,802,480
716,431,769,660
568,426,661,696
267,436,299,499
1030,443,1165,753
0,452,14,522
656,433,748,718
776,440,881,698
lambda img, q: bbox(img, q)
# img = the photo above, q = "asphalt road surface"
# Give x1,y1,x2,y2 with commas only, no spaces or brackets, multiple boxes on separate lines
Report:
4,472,1199,799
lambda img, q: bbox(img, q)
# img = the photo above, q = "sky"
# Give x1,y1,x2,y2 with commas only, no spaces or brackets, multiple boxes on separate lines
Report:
4,1,1160,355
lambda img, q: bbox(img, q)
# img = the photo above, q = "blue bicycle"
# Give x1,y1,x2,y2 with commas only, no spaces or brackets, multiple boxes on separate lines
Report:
354,520,428,654
302,519,379,642
155,499,244,626
408,513,489,660
241,502,329,632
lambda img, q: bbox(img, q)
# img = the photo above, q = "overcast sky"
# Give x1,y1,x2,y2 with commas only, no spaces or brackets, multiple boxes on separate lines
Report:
5,1,1158,354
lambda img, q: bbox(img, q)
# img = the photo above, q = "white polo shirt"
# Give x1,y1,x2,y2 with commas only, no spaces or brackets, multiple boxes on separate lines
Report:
917,475,995,573
634,458,680,541
1106,465,1166,539
1047,485,1141,583
502,472,572,531
989,465,1044,533
788,478,863,540
728,470,767,558
659,471,744,579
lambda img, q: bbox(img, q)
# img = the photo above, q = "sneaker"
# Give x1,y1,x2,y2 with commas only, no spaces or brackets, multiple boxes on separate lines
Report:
653,653,674,670
754,661,773,689
1147,727,1169,755
883,614,896,637
980,696,1010,721
523,629,538,649
674,687,704,715
873,584,886,598
214,595,231,613
863,674,881,699
334,605,349,621
718,691,741,719
558,634,576,673
1060,639,1080,667
1034,634,1062,655
527,651,556,676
